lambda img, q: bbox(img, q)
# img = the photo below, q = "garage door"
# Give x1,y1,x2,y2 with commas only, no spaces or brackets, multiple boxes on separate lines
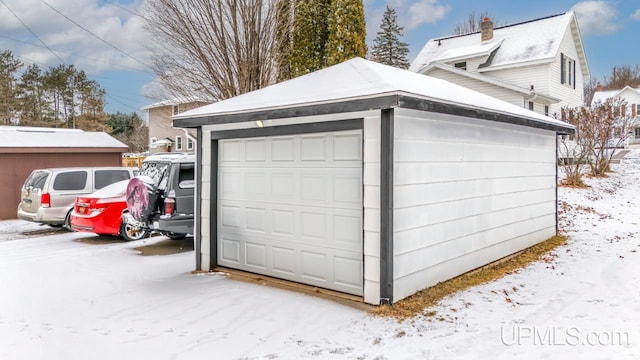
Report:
217,130,363,295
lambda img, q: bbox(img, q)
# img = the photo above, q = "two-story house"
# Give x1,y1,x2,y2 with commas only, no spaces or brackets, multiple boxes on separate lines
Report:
591,85,640,146
409,12,590,119
142,98,211,154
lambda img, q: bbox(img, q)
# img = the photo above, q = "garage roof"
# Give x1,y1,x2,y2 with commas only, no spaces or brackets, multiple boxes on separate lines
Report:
0,126,128,151
173,57,574,133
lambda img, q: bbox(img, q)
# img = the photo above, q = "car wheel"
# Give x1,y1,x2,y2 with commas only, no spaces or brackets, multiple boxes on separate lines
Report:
120,221,149,241
63,211,73,232
165,232,187,240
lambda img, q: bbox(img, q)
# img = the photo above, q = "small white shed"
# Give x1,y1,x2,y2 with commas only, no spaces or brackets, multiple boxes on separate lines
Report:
174,58,574,305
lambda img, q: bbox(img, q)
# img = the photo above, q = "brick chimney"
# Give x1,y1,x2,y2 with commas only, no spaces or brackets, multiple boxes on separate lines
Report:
481,17,493,43
595,82,602,92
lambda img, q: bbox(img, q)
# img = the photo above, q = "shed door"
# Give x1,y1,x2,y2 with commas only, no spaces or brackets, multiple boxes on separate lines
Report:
217,130,363,295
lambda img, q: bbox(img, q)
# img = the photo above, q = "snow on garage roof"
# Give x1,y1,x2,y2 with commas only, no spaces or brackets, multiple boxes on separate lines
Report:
174,57,573,132
0,126,128,149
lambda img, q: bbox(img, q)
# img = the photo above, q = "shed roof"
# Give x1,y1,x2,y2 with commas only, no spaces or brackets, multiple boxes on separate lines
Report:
174,57,573,133
410,12,589,78
0,126,128,150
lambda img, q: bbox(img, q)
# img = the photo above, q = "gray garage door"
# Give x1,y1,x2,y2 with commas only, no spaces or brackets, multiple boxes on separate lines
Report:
217,130,363,295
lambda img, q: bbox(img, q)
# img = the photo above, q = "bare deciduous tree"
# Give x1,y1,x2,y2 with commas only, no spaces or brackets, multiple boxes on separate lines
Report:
452,11,503,35
560,97,632,185
145,0,292,101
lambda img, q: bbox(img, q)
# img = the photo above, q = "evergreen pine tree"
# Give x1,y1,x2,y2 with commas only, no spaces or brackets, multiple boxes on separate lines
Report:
326,0,367,66
370,6,409,69
290,0,331,77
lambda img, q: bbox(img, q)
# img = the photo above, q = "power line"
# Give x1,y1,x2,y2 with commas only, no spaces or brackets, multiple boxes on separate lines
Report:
0,34,149,74
39,0,155,72
102,0,146,20
0,0,65,64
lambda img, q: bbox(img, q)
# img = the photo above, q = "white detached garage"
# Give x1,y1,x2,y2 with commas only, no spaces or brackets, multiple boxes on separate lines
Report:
173,58,574,305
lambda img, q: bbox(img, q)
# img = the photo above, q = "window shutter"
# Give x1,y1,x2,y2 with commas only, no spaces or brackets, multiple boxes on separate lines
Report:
622,105,626,117
632,104,636,117
573,60,576,89
560,53,565,84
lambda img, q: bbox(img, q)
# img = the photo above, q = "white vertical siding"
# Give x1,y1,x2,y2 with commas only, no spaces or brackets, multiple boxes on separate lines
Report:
200,127,214,271
392,108,557,301
363,115,381,304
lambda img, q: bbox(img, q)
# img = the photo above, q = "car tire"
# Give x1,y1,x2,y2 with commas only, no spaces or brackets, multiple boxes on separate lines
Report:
120,221,149,242
63,211,73,232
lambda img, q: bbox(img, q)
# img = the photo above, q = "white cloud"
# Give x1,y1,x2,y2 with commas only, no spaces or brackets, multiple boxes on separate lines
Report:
571,1,620,35
366,0,450,35
632,9,640,21
0,0,150,73
406,0,451,29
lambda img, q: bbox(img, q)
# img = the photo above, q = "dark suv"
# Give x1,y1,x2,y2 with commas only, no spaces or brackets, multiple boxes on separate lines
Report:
124,153,195,239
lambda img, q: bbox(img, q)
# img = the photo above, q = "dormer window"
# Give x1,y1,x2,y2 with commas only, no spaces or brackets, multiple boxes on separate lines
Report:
560,53,576,89
454,62,467,70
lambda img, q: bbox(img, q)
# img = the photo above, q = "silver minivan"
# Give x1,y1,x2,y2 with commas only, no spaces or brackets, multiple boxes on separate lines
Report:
17,167,136,229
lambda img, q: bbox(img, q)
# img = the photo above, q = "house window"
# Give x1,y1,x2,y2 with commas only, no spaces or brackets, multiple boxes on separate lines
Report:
187,137,194,150
173,105,180,115
635,128,640,139
560,53,576,89
176,135,183,151
454,61,467,70
528,101,534,111
544,105,549,116
150,137,158,148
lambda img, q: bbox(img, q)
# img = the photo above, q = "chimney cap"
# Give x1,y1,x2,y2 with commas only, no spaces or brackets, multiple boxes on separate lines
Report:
483,17,491,21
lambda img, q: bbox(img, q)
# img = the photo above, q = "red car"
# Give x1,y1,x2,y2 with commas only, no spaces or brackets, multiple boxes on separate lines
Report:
70,180,148,241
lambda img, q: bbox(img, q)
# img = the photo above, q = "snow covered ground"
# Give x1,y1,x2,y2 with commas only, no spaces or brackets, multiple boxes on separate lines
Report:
2,151,640,359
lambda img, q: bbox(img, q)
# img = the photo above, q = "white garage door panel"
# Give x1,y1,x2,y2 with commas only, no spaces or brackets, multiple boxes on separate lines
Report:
218,130,363,295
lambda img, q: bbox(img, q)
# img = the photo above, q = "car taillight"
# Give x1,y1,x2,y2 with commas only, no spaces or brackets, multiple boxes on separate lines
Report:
41,193,51,208
164,197,176,215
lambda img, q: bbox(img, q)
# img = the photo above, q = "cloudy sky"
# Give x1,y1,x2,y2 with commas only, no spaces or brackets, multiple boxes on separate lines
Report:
1,0,638,115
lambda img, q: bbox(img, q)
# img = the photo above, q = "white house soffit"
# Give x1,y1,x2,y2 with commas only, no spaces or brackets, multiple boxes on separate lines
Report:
570,15,590,79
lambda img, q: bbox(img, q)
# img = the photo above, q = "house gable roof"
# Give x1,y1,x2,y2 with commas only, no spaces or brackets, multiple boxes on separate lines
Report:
174,57,573,133
410,12,590,79
591,86,640,106
0,126,128,150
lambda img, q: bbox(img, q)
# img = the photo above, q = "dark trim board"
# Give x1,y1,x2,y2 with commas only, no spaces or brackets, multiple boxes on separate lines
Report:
379,109,394,304
209,138,218,269
175,94,574,134
396,96,575,134
176,96,397,128
195,128,203,270
555,135,559,234
210,118,363,140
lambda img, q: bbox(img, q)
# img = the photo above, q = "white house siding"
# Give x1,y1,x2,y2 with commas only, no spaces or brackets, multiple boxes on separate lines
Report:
547,26,585,114
392,108,557,301
428,68,523,108
196,110,382,304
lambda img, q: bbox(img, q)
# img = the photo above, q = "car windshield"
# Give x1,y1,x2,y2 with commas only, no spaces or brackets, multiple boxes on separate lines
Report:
89,180,128,198
139,162,170,189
